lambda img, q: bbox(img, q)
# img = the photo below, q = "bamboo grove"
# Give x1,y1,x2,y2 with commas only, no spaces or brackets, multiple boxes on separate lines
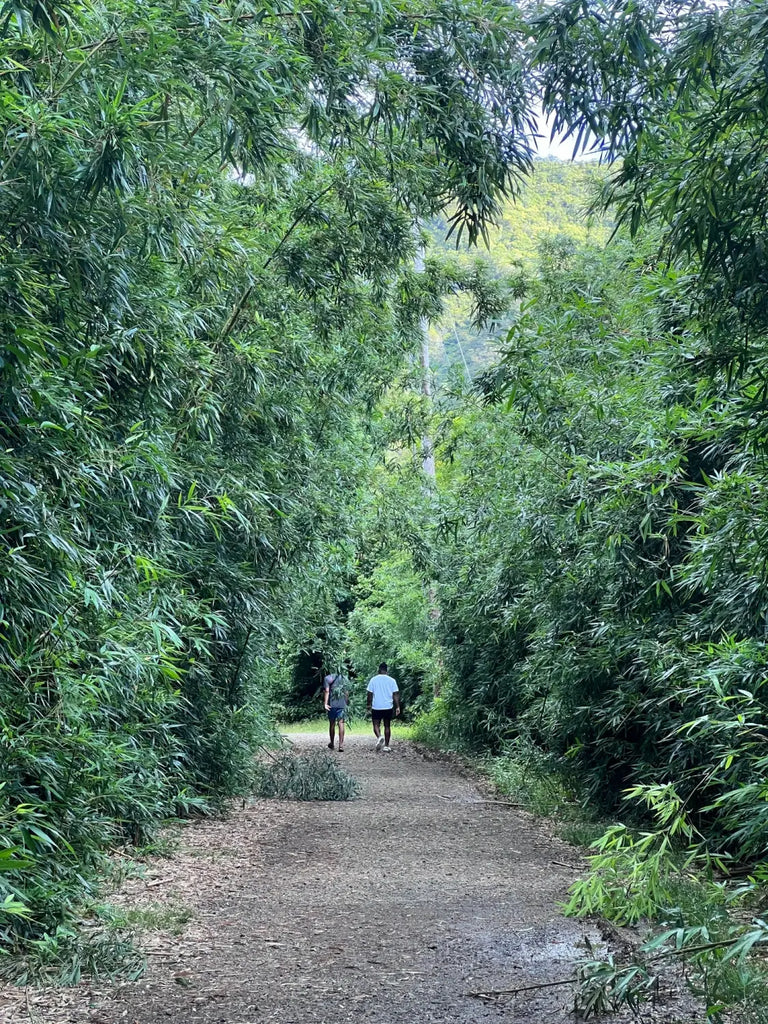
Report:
426,0,768,858
339,3,768,1015
0,0,533,955
6,0,768,1005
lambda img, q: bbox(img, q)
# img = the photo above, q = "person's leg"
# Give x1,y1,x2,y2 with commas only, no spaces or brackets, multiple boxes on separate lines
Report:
376,708,392,748
328,714,335,750
372,712,385,749
338,718,345,751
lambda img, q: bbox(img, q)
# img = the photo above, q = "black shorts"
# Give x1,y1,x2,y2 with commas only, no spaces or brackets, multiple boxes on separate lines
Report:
371,707,393,723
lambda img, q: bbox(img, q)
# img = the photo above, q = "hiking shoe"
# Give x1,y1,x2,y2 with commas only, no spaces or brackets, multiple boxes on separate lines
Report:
375,735,385,752
382,746,392,753
327,743,334,750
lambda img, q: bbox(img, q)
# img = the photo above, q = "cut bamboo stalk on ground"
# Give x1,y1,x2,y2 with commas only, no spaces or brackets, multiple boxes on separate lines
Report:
467,977,575,1000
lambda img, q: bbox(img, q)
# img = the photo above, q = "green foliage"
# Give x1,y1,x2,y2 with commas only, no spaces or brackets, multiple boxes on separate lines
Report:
346,551,438,714
388,12,768,1022
573,879,768,1024
0,0,539,960
12,7,768,1020
575,957,656,1018
565,784,702,927
0,924,144,986
405,0,768,844
567,784,768,1020
415,224,768,864
484,740,572,818
426,159,612,381
409,696,456,748
254,751,360,802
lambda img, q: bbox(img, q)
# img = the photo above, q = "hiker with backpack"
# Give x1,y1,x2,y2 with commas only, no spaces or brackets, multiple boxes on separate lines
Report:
323,670,350,752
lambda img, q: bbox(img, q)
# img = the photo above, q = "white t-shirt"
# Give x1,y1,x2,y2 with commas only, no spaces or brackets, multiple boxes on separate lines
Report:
367,673,399,710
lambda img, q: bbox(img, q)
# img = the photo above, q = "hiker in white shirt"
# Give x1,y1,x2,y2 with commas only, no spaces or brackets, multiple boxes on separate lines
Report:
366,662,400,752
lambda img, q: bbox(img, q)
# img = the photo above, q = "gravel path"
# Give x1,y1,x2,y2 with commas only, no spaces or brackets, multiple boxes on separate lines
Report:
4,733,699,1023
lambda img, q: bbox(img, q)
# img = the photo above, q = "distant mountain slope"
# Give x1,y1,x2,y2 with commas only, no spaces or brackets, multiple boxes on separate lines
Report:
427,159,612,380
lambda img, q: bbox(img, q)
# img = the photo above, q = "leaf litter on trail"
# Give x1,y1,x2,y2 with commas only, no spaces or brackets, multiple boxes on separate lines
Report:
0,740,703,1024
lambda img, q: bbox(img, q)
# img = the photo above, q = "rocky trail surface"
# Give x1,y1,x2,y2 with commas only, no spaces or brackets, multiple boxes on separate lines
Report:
4,733,698,1023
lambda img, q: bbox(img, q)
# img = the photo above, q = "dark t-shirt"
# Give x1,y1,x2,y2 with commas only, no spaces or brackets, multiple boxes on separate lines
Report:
324,674,349,710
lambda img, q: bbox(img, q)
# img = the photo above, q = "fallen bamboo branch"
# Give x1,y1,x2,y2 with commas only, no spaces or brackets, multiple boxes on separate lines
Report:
25,987,39,1023
651,936,768,961
469,934,768,1005
467,977,575,999
476,799,524,808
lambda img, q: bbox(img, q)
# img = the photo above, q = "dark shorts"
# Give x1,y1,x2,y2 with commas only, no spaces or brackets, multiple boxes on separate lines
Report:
371,707,393,723
328,707,346,722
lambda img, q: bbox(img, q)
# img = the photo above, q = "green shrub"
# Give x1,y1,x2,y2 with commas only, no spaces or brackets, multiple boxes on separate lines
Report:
0,924,144,987
485,740,572,817
254,752,360,802
411,698,456,749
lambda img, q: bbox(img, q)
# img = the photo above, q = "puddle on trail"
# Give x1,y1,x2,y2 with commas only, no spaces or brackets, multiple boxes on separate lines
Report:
452,917,608,977
511,921,606,970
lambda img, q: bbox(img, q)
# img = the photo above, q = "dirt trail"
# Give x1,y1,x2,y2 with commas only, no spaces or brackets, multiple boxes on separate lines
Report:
7,734,697,1023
